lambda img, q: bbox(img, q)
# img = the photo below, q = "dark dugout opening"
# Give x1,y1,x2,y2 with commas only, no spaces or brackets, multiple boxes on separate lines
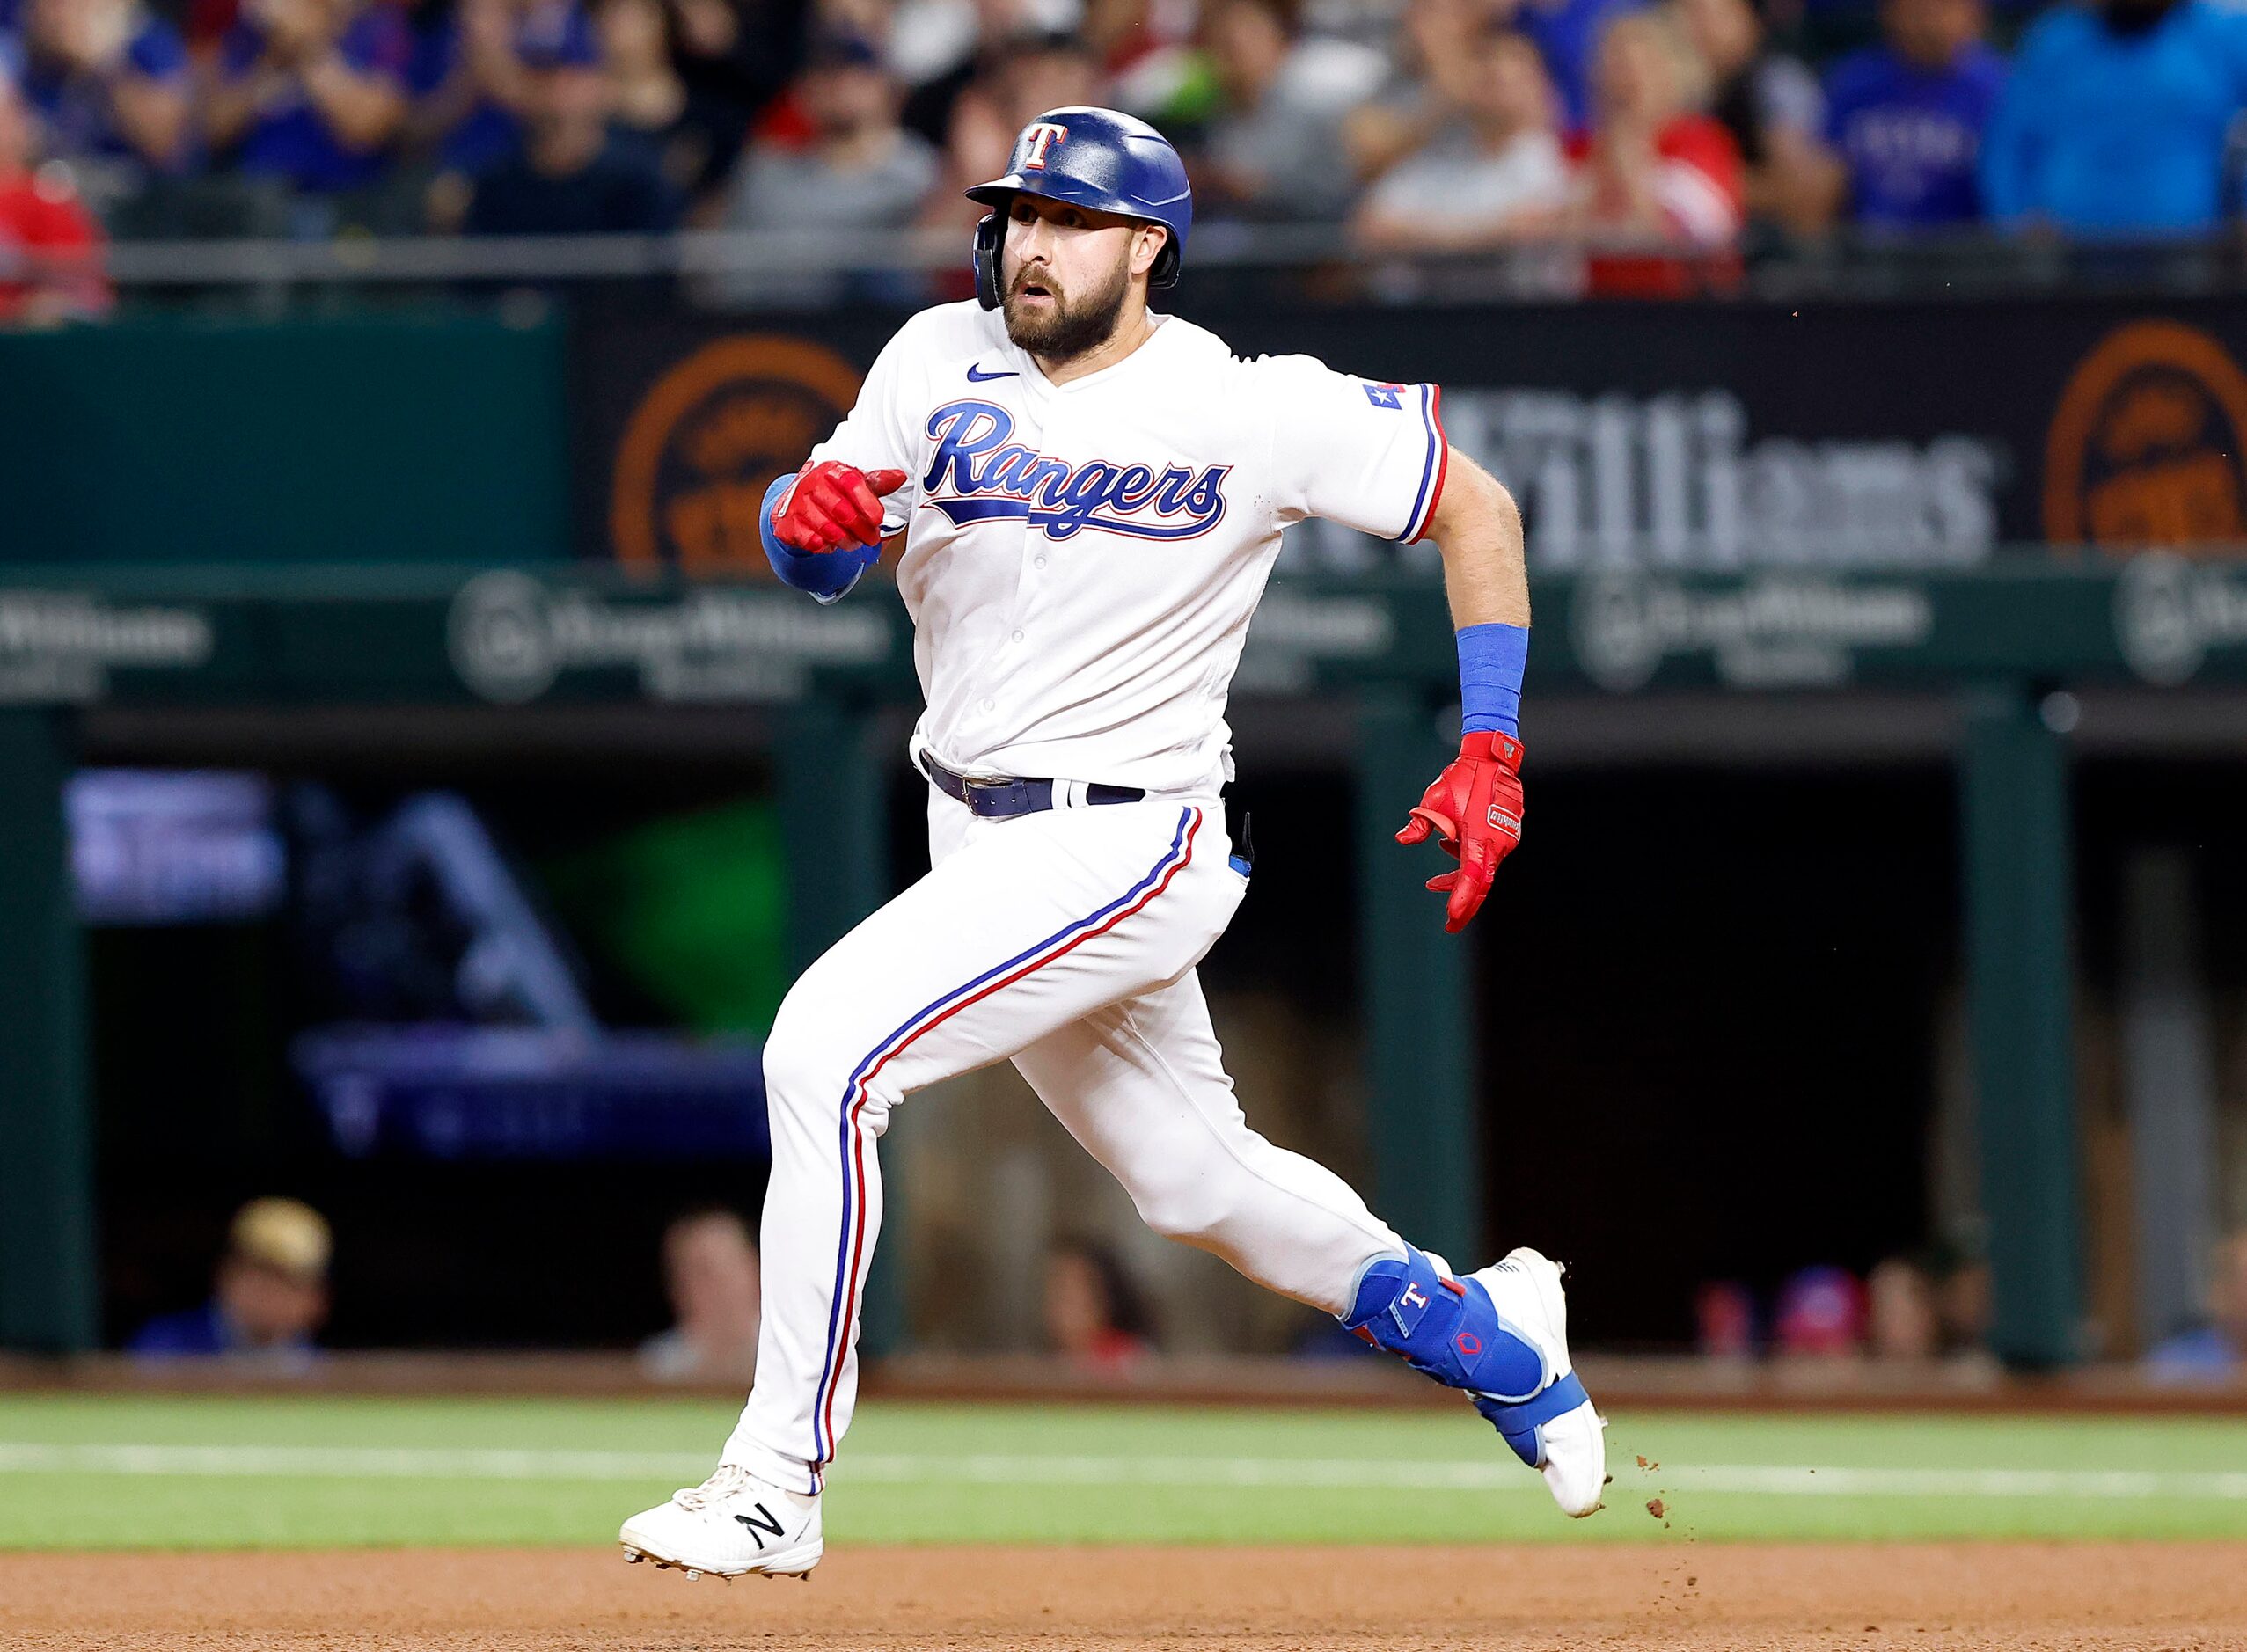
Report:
1208,757,1958,1351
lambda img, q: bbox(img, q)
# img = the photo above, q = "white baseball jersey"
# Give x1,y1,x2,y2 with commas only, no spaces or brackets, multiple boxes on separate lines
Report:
807,300,1448,796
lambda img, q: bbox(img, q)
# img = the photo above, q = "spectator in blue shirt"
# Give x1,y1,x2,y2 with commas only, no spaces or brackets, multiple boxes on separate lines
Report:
2145,1228,2247,1383
1826,0,2005,230
204,0,413,195
1504,0,1647,130
412,0,600,178
3,0,194,177
1980,0,2247,237
129,1198,332,1371
463,18,681,236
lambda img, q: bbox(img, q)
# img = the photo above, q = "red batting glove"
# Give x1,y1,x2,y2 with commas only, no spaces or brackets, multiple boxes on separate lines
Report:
772,461,909,553
1394,730,1525,933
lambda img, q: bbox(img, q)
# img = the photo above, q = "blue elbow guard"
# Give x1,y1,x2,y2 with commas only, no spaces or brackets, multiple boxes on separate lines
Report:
761,471,879,603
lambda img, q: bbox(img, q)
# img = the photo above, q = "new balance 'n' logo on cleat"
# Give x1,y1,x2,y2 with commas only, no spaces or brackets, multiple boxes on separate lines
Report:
619,1465,823,1580
733,1503,786,1547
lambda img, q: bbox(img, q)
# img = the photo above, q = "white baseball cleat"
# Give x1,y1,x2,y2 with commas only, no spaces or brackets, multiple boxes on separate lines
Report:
1468,1246,1607,1517
619,1464,823,1580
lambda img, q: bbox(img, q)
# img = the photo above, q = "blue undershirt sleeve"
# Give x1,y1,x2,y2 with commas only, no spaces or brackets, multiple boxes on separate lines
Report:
1457,621,1528,738
760,471,880,604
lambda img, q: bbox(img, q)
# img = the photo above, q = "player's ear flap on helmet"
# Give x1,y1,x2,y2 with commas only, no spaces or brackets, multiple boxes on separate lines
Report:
973,210,1004,311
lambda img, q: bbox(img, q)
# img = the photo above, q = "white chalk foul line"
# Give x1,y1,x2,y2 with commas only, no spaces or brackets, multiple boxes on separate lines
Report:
0,1444,711,1482
1,1444,2245,1502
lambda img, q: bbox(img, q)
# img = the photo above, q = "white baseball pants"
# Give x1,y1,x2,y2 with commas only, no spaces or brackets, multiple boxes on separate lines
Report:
721,790,1405,1494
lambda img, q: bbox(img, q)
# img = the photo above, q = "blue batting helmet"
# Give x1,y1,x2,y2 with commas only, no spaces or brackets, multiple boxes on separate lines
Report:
965,106,1193,310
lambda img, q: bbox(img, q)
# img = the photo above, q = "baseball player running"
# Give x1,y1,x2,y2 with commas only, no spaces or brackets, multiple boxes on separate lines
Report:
620,106,1602,1581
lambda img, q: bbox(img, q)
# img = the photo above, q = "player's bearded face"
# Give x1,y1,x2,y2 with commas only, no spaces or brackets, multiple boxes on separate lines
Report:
1000,236,1134,362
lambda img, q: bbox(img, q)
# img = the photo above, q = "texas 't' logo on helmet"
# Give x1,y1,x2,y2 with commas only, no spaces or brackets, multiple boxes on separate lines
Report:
1019,122,1068,170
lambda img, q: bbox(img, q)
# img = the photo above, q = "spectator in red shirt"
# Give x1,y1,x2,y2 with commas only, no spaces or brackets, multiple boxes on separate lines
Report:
1675,0,1839,242
1566,9,1742,295
0,57,112,324
1043,1238,1155,1371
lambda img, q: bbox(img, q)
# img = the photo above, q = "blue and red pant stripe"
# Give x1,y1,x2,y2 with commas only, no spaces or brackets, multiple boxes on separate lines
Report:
806,805,1204,1480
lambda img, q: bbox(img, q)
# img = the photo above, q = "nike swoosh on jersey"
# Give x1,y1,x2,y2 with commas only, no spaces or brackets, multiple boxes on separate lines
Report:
965,365,1018,382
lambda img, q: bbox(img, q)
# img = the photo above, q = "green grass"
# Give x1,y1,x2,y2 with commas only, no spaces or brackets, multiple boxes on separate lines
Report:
3,1393,2245,1550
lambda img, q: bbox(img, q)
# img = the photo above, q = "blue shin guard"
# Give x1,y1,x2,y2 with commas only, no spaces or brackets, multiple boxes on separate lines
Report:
1343,1246,1578,1468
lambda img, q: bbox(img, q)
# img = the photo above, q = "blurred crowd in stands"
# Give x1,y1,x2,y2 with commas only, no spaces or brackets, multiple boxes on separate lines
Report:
119,1196,1165,1377
1696,1251,2000,1371
1696,1227,2247,1378
115,1196,2247,1377
7,0,2247,315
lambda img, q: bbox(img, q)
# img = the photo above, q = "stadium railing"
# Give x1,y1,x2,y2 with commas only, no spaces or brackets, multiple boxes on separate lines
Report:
9,224,2247,307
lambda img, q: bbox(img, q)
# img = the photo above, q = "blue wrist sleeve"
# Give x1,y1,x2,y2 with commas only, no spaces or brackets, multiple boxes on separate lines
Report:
761,471,880,603
1457,622,1528,737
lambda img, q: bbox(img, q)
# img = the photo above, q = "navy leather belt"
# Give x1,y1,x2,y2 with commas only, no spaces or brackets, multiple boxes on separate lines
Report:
920,753,1146,820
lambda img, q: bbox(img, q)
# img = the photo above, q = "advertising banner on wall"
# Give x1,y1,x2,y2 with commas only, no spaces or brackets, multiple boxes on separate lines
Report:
11,559,2247,706
575,294,2247,581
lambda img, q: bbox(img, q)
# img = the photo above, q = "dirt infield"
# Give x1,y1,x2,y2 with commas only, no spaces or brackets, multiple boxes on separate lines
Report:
4,1542,2243,1651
